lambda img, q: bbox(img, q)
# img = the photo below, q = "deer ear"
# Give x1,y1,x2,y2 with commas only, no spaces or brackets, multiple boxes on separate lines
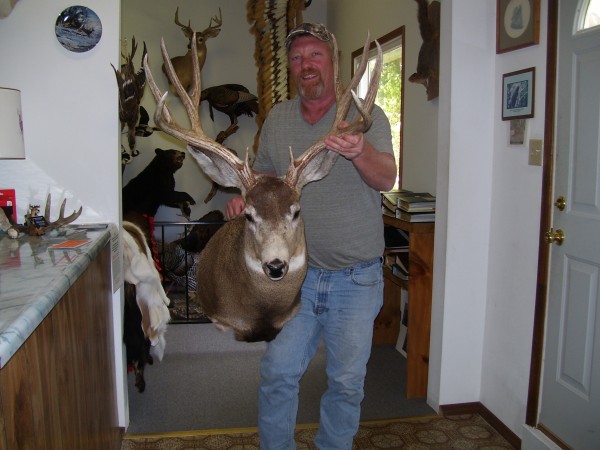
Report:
187,145,246,192
295,149,339,190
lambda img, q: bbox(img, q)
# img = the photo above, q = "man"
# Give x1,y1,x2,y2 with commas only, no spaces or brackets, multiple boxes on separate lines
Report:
227,23,396,449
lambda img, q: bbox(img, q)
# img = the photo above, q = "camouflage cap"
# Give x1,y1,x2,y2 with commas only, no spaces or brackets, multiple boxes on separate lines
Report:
285,23,333,50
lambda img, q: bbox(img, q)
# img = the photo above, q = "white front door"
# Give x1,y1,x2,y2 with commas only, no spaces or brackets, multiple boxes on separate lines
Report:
538,0,600,447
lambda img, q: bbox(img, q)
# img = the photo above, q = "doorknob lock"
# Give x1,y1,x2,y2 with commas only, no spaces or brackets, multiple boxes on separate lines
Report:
554,196,566,211
545,228,565,245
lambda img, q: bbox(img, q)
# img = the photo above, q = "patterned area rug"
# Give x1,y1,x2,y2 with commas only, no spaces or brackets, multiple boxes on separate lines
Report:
121,413,516,449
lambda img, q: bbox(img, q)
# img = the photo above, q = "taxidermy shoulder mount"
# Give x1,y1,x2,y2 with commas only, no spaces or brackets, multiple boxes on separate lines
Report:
409,0,440,101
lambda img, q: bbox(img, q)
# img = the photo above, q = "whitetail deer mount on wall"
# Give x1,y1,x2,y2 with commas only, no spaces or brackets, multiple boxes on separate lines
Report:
161,7,222,94
144,31,382,342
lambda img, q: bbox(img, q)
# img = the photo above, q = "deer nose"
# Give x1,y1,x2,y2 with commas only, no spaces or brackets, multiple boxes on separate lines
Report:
265,259,287,280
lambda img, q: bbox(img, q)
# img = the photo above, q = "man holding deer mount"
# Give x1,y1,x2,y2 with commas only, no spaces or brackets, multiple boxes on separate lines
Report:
227,23,396,450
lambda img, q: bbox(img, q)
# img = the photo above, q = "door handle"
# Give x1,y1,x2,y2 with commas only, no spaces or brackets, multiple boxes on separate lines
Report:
554,196,566,211
545,228,565,245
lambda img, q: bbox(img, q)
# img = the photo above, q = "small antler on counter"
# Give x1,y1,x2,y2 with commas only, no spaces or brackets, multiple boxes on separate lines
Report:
43,194,83,230
18,194,83,236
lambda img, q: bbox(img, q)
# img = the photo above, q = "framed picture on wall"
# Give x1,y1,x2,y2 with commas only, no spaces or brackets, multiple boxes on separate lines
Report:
502,67,535,120
509,119,527,145
496,0,540,53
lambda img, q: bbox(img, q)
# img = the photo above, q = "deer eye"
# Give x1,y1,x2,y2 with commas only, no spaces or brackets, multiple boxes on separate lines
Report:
244,212,255,223
293,209,300,220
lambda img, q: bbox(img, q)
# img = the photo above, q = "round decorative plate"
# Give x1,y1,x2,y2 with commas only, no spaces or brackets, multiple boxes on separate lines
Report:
55,5,102,53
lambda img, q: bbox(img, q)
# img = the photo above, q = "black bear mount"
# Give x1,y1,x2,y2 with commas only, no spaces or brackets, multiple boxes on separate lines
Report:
409,0,440,101
122,148,196,220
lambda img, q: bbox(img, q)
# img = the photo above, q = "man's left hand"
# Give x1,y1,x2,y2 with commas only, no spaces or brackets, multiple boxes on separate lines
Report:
324,121,364,161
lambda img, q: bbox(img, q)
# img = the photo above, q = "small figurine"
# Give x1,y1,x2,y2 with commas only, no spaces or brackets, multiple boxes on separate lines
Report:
24,204,48,236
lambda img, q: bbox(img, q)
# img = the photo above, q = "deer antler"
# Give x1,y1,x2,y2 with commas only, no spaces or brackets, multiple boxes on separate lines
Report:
43,194,83,229
144,34,255,192
145,30,381,194
174,7,222,40
174,7,192,35
284,32,383,187
202,8,222,38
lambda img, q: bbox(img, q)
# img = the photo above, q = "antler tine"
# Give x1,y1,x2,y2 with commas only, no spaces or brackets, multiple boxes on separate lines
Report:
143,36,202,140
209,8,223,29
143,36,250,187
174,7,192,32
344,39,382,134
43,194,83,229
43,193,51,219
130,36,137,60
333,31,373,127
162,35,202,127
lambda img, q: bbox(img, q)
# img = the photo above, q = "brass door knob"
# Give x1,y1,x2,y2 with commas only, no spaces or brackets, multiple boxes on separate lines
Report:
545,228,565,245
554,196,566,211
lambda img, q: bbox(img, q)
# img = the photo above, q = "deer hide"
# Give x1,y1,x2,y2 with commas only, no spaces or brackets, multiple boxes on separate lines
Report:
123,220,170,360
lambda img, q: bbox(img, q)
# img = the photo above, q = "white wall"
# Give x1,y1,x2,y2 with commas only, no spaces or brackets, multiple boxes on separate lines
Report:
0,0,126,426
484,0,547,434
430,0,547,438
0,0,120,223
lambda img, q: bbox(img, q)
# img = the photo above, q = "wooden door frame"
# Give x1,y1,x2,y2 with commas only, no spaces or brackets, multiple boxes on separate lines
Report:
526,0,557,428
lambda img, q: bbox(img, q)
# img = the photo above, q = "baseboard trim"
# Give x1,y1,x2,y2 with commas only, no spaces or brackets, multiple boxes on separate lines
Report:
439,402,521,449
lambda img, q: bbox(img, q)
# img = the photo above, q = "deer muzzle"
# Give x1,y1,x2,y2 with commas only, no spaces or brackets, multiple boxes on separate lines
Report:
264,258,288,280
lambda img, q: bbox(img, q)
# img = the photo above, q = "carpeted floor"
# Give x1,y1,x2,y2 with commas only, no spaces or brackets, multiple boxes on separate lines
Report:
122,413,517,449
126,323,435,434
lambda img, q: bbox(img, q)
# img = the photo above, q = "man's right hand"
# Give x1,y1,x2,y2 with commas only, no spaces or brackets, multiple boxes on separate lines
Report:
226,195,246,220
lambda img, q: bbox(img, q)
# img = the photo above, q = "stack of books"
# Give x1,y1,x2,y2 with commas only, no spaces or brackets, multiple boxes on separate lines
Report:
381,189,436,223
383,226,410,281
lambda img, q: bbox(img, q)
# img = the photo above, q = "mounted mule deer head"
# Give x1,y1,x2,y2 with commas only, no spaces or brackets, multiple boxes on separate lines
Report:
162,7,222,93
144,31,382,342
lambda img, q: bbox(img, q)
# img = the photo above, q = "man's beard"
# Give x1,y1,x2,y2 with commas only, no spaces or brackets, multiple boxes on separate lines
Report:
297,70,324,99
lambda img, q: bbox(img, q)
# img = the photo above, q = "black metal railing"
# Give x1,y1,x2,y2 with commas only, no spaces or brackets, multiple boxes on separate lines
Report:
154,220,224,324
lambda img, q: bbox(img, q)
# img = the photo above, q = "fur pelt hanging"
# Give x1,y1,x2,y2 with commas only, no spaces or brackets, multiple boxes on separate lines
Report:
247,0,308,152
122,220,171,361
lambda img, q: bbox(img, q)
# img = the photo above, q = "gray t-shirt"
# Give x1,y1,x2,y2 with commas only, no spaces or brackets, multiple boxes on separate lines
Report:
253,97,393,270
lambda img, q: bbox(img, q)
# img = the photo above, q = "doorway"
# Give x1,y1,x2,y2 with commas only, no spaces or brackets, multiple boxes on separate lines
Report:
527,0,600,447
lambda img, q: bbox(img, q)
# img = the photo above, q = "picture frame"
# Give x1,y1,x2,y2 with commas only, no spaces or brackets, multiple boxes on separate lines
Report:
509,118,527,145
496,0,540,54
502,67,535,121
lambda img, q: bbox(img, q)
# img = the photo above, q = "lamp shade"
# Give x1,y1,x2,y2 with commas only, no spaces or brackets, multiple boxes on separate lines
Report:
0,87,25,159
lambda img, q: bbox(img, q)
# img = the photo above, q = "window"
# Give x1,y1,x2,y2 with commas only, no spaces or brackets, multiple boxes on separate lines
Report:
352,26,404,189
580,0,600,30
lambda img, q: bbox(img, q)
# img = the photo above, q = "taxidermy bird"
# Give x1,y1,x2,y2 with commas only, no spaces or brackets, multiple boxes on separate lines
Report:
112,36,147,158
135,106,160,138
200,84,259,143
198,84,257,203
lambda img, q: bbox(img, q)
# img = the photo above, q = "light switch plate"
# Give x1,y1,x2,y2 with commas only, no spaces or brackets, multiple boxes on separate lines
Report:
529,139,543,166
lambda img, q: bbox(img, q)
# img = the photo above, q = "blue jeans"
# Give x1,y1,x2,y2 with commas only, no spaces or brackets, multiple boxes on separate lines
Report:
258,257,384,450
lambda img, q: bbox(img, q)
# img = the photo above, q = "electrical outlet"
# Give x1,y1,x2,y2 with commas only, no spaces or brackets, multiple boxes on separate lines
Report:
529,139,543,166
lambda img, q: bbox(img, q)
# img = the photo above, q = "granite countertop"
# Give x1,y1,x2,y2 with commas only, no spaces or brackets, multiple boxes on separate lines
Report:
0,225,112,368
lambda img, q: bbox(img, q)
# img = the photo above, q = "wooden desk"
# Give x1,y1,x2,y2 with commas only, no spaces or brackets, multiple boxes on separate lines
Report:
374,215,434,399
